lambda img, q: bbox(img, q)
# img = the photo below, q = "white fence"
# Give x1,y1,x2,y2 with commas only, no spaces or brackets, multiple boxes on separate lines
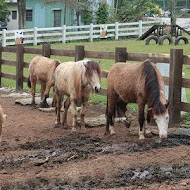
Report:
0,20,159,47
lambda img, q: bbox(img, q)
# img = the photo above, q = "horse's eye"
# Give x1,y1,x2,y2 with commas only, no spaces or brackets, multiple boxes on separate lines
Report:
166,116,169,120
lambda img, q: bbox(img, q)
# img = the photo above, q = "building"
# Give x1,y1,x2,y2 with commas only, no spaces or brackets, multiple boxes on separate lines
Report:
6,0,74,30
25,0,74,29
6,0,115,30
6,0,18,30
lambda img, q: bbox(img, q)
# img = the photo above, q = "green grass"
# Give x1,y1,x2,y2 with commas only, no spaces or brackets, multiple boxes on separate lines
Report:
2,37,190,122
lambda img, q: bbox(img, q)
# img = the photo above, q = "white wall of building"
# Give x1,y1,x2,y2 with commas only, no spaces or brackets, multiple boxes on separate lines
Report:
7,1,19,30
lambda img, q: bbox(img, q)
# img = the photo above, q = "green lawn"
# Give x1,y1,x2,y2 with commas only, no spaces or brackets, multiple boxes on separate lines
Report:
2,37,190,109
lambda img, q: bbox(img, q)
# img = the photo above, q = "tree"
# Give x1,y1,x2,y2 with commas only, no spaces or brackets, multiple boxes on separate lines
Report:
0,1,10,22
81,9,93,25
43,0,95,26
96,3,109,24
17,0,26,29
116,0,161,22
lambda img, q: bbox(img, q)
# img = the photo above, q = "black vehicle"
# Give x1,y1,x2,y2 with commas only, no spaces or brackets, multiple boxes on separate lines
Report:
0,21,7,30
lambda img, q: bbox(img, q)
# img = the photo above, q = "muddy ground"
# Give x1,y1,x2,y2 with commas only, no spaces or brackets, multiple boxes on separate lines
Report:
0,90,190,190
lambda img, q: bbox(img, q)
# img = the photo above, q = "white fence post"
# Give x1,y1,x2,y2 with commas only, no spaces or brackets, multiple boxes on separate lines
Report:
33,27,37,46
2,29,6,47
89,23,93,42
138,20,143,38
115,22,119,40
62,25,66,43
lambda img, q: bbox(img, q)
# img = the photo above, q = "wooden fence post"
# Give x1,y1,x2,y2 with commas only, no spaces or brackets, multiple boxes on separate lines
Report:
115,47,127,63
169,49,183,127
16,44,24,91
0,43,2,88
42,43,51,58
75,45,85,61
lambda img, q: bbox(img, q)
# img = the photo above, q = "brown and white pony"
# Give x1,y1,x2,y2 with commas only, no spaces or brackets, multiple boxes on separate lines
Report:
0,105,6,144
28,56,60,108
106,60,169,139
54,59,101,132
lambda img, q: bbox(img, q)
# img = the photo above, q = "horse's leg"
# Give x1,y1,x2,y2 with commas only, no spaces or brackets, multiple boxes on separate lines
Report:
145,108,153,138
40,82,46,100
70,98,77,132
52,86,56,107
31,78,36,107
54,90,63,128
80,96,89,131
105,92,117,135
138,103,145,140
62,97,70,129
0,126,1,144
40,81,52,108
117,98,131,128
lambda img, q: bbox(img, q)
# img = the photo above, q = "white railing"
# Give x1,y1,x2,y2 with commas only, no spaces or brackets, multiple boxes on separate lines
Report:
0,20,160,47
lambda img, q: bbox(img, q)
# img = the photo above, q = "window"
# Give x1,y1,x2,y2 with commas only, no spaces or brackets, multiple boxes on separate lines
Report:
12,11,17,20
54,10,61,27
26,10,33,21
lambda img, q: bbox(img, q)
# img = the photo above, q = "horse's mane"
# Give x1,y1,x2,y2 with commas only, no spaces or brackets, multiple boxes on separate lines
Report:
82,60,101,78
142,60,166,115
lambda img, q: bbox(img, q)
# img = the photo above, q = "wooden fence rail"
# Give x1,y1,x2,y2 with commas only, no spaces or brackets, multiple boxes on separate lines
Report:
0,43,190,127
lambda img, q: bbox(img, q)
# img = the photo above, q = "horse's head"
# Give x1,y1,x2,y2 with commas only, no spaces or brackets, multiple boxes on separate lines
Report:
149,102,169,139
84,60,101,93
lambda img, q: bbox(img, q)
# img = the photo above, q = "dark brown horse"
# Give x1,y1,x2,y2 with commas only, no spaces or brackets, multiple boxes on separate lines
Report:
28,56,60,108
106,60,169,139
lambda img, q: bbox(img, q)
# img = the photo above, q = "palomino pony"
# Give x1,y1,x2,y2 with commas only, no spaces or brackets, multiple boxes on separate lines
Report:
106,60,169,139
28,56,60,108
54,59,101,132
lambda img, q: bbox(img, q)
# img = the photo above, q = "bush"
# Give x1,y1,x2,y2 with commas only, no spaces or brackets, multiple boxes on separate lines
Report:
96,3,109,24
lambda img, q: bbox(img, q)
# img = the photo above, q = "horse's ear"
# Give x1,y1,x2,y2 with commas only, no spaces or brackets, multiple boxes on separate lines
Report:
83,62,87,68
165,101,170,109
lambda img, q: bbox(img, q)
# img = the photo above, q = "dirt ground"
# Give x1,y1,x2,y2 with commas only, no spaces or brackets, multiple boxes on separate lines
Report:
0,91,190,190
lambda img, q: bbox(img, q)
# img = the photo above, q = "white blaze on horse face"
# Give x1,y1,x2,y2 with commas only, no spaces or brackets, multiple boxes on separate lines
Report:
154,112,169,139
90,71,101,93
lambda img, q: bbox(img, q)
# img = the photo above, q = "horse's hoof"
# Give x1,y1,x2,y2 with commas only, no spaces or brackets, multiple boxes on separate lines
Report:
40,102,49,108
31,103,36,108
80,125,86,131
54,123,61,128
63,125,70,130
139,135,145,140
146,132,153,138
71,128,77,133
110,132,117,137
124,120,131,128
104,131,110,136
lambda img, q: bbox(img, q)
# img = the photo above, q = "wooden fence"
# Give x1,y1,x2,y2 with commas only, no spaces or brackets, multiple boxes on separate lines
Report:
0,20,158,47
0,43,190,127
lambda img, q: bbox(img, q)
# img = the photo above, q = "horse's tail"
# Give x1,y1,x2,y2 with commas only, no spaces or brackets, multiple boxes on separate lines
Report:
27,76,31,88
